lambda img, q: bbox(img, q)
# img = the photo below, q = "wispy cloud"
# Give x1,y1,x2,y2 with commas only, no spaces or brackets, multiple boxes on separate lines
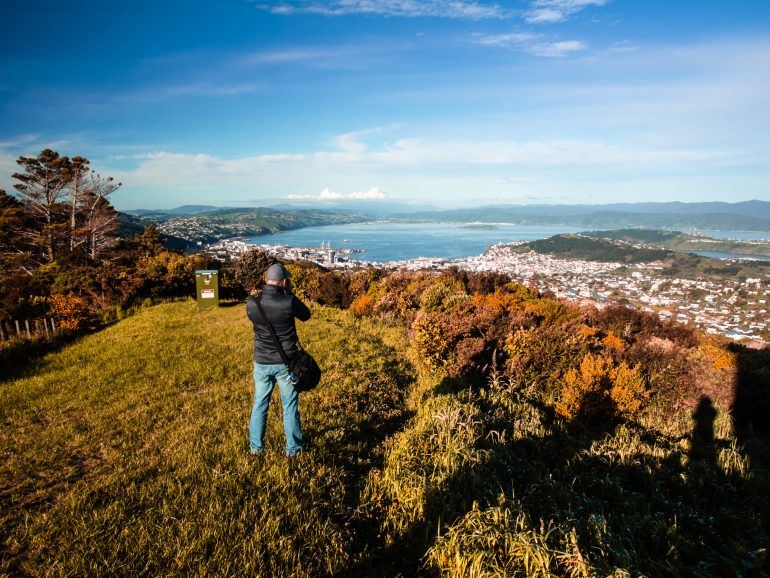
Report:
0,133,42,149
139,80,265,99
287,187,387,200
256,0,510,19
475,32,587,57
96,128,743,209
257,0,608,24
525,0,608,24
105,132,731,191
236,42,402,70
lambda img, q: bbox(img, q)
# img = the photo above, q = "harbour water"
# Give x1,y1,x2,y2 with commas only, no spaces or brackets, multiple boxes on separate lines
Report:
256,223,588,263
688,250,770,261
249,223,770,263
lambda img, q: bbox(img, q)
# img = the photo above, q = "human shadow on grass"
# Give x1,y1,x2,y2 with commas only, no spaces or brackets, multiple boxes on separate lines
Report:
343,381,768,577
731,343,770,471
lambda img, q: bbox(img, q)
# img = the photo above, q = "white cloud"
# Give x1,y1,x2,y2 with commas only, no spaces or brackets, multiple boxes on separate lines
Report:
476,32,538,47
525,0,608,24
104,133,731,202
475,32,587,57
235,44,394,70
531,39,587,57
287,187,388,201
257,0,510,19
0,153,17,191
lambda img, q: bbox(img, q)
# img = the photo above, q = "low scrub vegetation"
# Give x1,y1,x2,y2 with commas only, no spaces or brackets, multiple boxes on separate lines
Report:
2,254,768,576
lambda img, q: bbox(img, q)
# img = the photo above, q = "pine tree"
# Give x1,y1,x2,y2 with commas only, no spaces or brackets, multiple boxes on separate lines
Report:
0,190,34,274
80,172,121,261
12,149,71,263
68,156,90,253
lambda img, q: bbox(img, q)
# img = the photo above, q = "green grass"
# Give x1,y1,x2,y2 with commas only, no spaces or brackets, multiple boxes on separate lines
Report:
1,301,414,576
2,301,768,577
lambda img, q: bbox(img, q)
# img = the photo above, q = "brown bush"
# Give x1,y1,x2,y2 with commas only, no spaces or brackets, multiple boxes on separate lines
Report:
587,303,697,348
412,312,454,369
48,293,90,331
505,323,590,389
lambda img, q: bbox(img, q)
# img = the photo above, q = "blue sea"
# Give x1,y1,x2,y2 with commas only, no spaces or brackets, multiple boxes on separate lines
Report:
688,250,770,262
249,223,770,263
254,223,586,262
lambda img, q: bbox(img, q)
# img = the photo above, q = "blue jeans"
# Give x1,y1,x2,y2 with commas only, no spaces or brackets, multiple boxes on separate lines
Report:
250,363,302,456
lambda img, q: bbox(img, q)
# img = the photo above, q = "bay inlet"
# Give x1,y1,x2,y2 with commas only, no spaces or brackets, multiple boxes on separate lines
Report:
252,222,588,263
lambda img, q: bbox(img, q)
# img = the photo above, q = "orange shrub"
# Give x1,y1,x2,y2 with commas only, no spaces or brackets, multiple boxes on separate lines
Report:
48,293,90,331
556,353,649,422
557,354,615,422
469,291,523,315
602,330,626,355
609,361,649,416
350,294,374,317
578,324,600,340
701,340,737,372
349,268,383,297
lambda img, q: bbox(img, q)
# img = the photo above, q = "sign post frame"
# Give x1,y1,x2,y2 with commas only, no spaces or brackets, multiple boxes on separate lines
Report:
195,270,220,309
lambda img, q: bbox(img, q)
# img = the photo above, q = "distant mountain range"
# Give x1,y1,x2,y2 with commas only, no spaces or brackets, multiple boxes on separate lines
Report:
126,200,439,218
271,200,441,215
393,200,770,231
125,205,223,217
126,206,369,248
124,200,770,233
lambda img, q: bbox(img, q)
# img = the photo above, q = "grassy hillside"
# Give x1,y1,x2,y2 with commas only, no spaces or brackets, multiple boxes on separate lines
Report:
584,229,770,258
0,302,414,576
2,299,768,576
512,232,770,281
143,207,369,246
511,233,673,263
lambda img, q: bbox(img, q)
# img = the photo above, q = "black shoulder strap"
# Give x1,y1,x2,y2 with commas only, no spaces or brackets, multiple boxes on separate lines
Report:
255,292,292,366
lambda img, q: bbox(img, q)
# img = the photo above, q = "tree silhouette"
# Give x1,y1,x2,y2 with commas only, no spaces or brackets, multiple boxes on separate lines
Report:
68,156,90,253
0,190,35,274
234,248,277,293
12,149,71,263
80,172,121,260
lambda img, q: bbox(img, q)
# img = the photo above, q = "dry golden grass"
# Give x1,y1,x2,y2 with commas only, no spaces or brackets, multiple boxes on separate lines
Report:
0,301,414,577
1,300,768,577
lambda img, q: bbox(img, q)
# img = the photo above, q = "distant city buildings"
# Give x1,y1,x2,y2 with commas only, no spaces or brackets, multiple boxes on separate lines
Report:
205,238,769,345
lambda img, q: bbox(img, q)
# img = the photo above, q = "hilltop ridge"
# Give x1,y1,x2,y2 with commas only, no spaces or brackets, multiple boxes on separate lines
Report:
2,271,769,575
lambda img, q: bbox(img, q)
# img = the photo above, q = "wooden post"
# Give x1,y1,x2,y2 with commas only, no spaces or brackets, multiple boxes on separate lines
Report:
0,320,7,342
51,318,57,336
15,320,21,338
43,318,50,339
25,319,31,339
34,319,40,337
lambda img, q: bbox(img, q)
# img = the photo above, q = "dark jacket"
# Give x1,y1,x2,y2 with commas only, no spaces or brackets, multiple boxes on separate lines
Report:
246,284,311,364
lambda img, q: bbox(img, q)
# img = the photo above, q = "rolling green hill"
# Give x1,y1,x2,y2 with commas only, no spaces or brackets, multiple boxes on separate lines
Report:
140,207,370,247
586,229,770,258
2,301,768,576
511,233,673,263
512,232,770,281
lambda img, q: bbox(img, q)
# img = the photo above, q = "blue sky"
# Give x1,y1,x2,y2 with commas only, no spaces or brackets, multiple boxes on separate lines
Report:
1,0,769,209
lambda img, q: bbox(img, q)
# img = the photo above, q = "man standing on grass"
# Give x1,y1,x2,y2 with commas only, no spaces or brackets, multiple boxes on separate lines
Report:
246,263,311,457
